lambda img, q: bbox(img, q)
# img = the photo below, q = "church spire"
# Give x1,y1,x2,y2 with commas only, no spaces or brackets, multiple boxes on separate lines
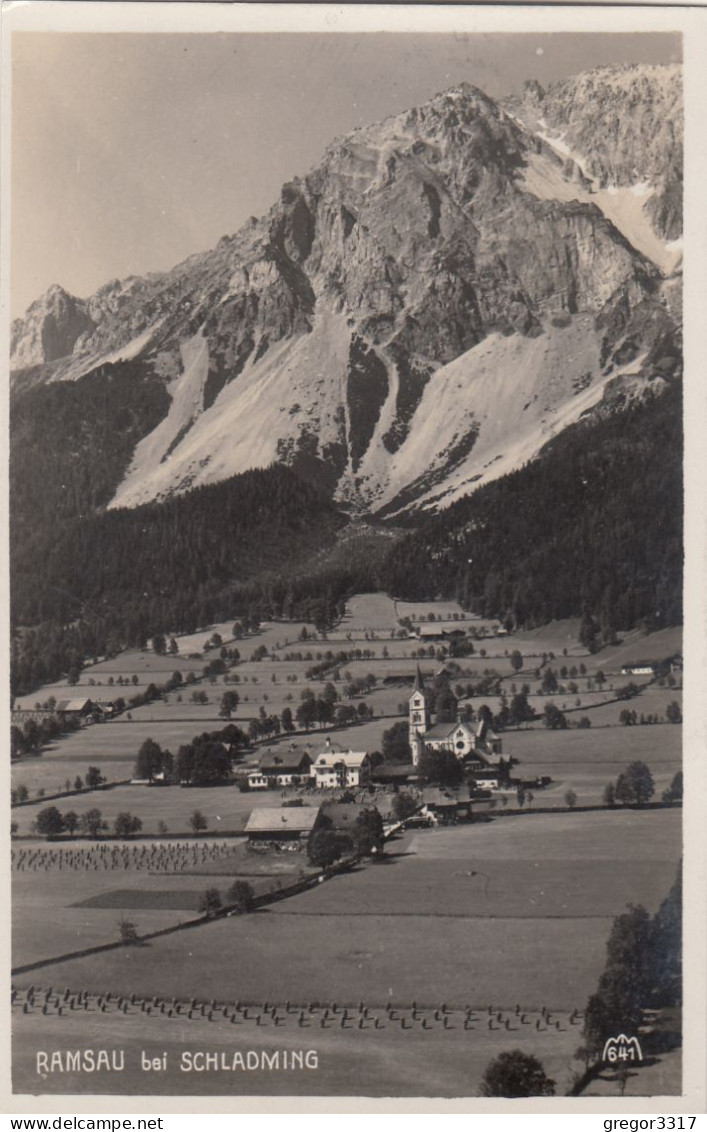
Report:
409,665,430,752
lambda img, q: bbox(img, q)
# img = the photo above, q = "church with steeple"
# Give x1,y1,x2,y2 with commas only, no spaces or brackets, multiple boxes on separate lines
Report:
408,666,503,768
409,666,432,765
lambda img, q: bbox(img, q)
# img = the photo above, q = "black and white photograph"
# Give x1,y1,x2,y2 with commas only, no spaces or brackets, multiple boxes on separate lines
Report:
4,1,705,1110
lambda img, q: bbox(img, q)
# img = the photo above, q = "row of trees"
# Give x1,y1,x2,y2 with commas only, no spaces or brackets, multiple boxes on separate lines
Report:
134,719,251,783
603,762,656,807
12,765,104,806
26,803,216,840
620,701,682,726
198,881,256,918
32,805,111,837
11,711,82,759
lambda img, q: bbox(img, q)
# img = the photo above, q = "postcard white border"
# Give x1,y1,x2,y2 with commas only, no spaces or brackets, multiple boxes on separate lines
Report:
1,1,705,1117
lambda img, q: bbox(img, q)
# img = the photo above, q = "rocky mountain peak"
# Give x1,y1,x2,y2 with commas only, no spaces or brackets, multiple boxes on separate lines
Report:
508,61,682,240
11,63,682,520
11,282,95,369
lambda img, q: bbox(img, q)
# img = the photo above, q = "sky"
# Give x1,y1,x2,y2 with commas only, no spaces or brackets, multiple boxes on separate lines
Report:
11,30,681,319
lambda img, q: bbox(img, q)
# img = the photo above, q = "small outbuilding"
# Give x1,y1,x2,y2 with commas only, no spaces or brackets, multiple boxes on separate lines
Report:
371,762,416,787
420,787,471,823
55,698,103,721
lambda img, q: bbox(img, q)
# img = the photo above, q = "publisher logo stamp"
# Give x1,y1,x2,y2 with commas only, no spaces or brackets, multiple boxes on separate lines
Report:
602,1034,644,1064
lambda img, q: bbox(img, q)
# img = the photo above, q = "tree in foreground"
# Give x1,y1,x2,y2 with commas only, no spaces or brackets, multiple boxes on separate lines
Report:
582,904,655,1058
114,812,143,838
198,888,222,918
80,808,106,837
662,771,683,805
134,738,164,782
381,720,412,764
479,1050,555,1097
308,829,343,869
219,690,240,719
509,692,535,725
391,791,419,821
190,809,208,833
666,700,682,724
614,772,633,806
354,808,385,856
543,703,568,730
227,880,256,913
63,810,79,837
119,919,140,946
418,747,463,788
34,806,65,838
178,739,230,786
622,761,656,806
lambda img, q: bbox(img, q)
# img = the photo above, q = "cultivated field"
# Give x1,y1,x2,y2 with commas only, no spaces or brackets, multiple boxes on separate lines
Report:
18,808,679,1012
12,834,316,966
13,597,682,800
12,992,584,1097
507,723,682,806
11,594,683,1098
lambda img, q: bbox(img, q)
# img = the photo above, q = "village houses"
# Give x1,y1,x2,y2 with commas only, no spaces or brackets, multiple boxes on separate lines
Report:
312,746,372,789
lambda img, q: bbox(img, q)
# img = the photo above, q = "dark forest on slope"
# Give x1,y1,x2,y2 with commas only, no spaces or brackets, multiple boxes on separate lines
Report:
10,463,355,696
384,381,683,635
10,358,170,559
10,375,681,696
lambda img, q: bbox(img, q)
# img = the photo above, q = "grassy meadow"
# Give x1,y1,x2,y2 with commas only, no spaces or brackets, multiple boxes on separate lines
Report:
12,992,585,1097
11,594,682,1096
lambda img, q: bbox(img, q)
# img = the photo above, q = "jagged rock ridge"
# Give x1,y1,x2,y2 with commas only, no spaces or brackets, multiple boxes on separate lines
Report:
11,64,682,517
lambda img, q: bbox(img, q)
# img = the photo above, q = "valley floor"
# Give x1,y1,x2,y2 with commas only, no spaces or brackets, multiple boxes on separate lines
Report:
11,596,684,1099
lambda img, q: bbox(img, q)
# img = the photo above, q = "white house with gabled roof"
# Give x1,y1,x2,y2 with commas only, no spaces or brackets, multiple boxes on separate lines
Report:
312,746,372,789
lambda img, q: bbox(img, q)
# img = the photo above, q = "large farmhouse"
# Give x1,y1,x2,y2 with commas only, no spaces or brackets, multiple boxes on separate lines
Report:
312,747,372,789
55,697,104,721
247,750,313,790
245,805,323,844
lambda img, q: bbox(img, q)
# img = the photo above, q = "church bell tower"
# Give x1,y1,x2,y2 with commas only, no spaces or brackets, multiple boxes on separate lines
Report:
409,666,430,766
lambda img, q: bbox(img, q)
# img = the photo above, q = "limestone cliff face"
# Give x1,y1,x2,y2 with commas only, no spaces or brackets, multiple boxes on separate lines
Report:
10,284,95,369
10,64,682,516
507,63,683,239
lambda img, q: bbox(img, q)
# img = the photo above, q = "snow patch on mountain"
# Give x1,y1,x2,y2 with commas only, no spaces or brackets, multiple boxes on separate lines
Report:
535,128,592,180
519,149,681,275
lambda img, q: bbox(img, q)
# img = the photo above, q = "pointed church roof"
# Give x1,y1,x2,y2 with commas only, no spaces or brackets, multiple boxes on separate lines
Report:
412,665,426,692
